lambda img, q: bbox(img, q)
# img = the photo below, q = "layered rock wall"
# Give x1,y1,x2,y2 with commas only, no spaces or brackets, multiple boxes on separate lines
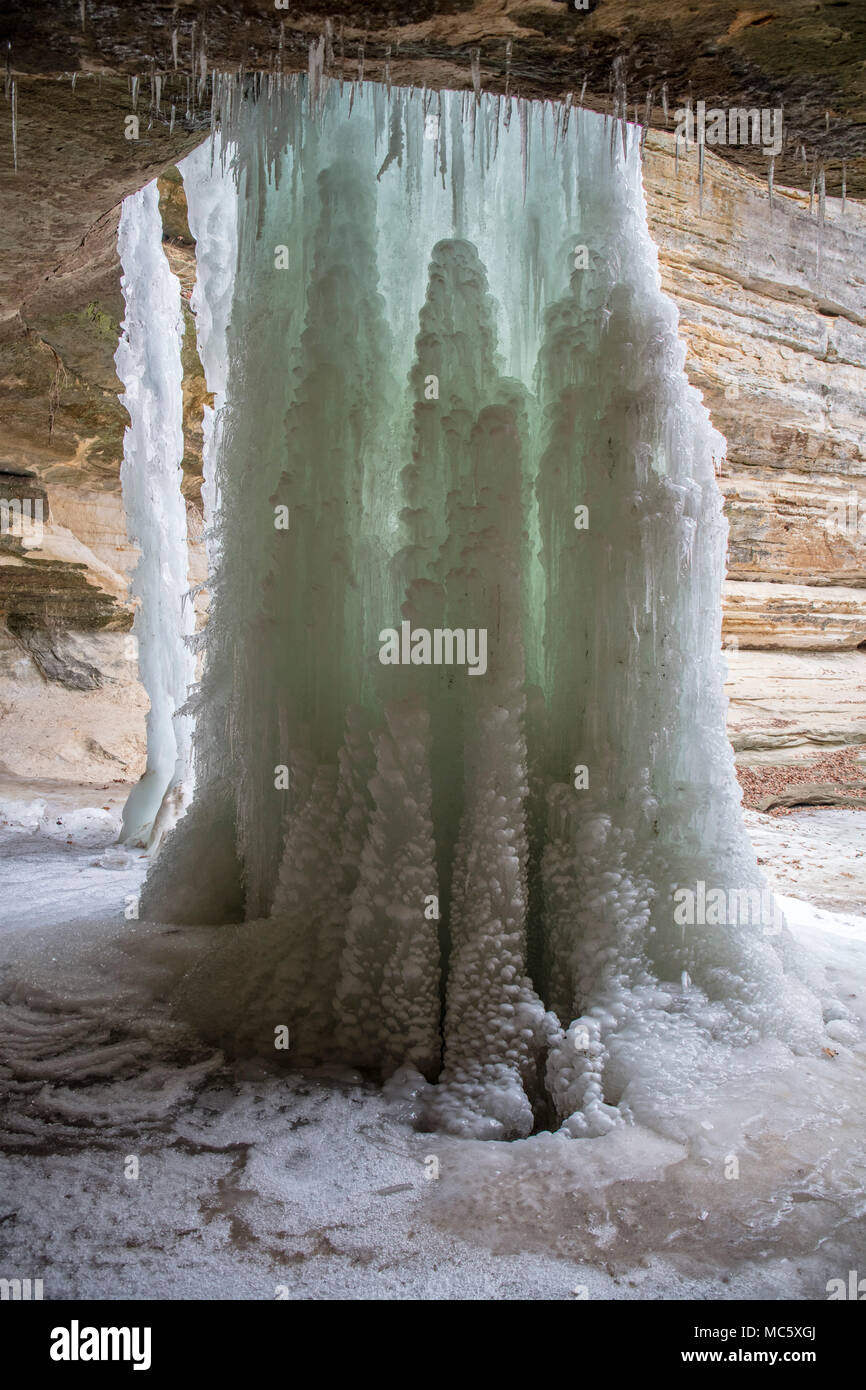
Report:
643,132,866,763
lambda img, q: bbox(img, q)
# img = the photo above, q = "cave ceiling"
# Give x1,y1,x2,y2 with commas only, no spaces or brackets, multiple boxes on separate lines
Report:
1,2,864,317
0,0,862,518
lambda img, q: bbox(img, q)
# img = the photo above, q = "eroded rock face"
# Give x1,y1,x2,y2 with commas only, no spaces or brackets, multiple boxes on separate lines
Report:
0,69,863,783
725,648,866,764
643,131,866,666
0,626,147,783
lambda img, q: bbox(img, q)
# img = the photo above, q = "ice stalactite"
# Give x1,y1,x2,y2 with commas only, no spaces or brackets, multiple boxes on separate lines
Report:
177,133,239,543
115,180,195,851
137,134,243,907
139,80,824,1140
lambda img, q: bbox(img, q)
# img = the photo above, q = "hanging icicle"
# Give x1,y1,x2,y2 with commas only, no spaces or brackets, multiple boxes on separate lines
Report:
470,47,481,105
10,77,17,173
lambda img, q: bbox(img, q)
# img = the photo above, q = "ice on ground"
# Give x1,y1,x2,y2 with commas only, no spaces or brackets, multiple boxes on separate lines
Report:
0,808,863,1299
745,807,866,914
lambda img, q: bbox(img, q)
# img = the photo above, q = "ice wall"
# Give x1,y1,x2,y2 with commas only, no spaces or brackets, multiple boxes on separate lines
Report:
142,79,824,1138
115,181,195,850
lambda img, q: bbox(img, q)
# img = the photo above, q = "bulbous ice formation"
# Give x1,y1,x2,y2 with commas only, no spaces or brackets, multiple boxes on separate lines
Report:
135,78,823,1140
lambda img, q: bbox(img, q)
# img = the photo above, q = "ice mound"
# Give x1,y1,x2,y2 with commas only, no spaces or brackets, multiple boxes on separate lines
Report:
40,807,121,847
0,797,47,832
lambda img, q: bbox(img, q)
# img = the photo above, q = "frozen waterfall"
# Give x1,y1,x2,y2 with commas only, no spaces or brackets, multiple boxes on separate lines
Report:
132,79,823,1139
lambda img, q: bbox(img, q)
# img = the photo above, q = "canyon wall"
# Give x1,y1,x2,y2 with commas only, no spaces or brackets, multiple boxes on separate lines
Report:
643,133,866,767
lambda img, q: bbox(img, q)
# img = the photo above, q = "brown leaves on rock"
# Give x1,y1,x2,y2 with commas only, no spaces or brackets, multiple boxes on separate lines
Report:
737,748,866,816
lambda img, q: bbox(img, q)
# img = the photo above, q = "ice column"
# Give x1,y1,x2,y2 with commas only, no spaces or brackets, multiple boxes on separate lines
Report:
116,180,195,849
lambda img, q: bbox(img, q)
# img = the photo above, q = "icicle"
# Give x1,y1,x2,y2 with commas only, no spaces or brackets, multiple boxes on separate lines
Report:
767,156,774,207
698,138,705,207
115,180,195,851
131,74,139,111
470,47,481,105
553,98,565,156
376,95,404,182
438,90,447,187
561,93,571,141
661,82,668,122
10,77,17,173
640,86,653,160
842,159,847,213
308,35,326,114
817,162,826,281
470,90,477,162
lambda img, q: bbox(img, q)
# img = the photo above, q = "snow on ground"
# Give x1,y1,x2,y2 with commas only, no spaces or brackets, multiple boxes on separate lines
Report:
745,806,866,915
0,786,864,1299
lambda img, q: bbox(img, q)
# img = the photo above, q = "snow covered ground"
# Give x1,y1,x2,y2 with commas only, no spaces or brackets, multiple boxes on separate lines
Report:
0,783,864,1300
